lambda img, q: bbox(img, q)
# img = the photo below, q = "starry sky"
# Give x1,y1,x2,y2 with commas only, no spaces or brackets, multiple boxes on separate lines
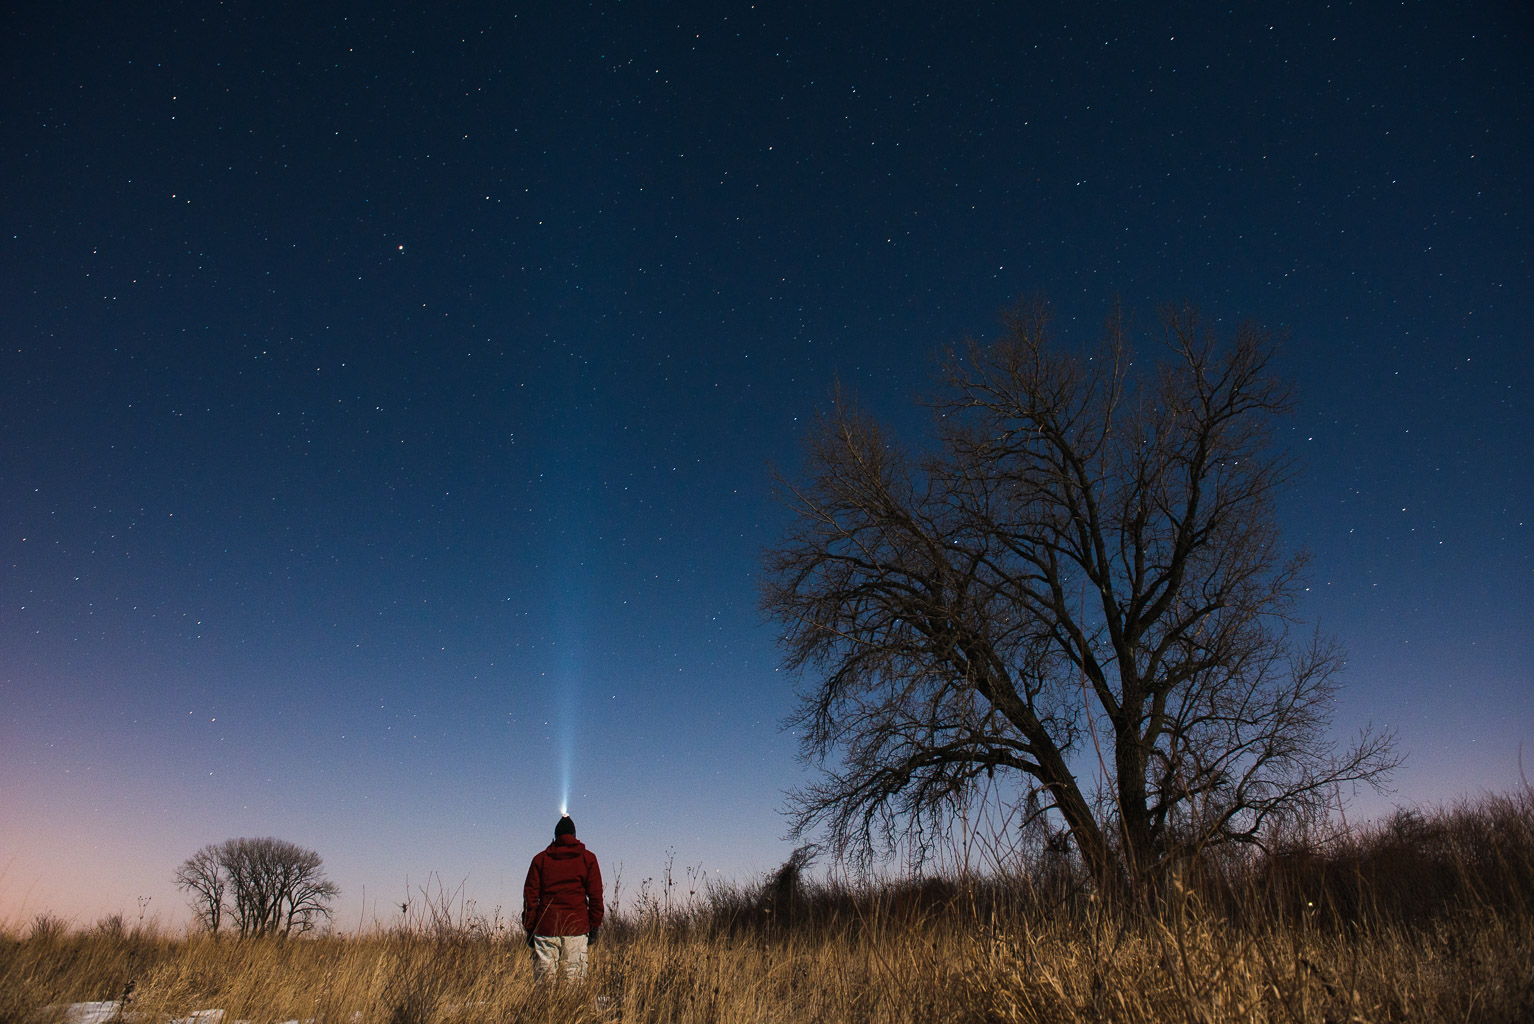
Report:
2,2,1530,928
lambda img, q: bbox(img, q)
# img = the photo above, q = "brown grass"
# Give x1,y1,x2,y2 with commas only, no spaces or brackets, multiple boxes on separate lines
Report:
4,792,1532,1024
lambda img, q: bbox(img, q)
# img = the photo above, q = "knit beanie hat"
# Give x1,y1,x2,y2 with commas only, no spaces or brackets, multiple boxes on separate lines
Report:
555,814,576,838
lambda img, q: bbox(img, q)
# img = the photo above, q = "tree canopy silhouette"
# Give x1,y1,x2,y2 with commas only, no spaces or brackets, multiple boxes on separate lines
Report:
763,299,1397,889
174,836,338,936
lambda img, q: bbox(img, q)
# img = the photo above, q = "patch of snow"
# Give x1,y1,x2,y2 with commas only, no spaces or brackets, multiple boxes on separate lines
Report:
169,1012,226,1024
62,1004,247,1024
61,1004,123,1024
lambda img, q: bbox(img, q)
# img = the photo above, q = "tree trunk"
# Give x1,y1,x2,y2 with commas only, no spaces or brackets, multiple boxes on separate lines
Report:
1116,734,1155,887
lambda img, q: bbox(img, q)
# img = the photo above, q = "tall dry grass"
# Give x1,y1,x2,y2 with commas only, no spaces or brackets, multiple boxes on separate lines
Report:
4,791,1531,1023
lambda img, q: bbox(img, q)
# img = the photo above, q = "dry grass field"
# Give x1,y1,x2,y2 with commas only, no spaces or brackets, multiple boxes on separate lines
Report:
4,792,1531,1024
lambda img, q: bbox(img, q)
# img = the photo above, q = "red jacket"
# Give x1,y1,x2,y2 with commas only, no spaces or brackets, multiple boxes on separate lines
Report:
523,835,604,936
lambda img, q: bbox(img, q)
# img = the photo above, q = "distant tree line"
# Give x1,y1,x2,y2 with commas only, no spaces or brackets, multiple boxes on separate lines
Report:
174,837,339,937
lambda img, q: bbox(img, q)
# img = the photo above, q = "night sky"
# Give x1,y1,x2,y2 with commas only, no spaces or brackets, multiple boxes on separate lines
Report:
3,2,1529,928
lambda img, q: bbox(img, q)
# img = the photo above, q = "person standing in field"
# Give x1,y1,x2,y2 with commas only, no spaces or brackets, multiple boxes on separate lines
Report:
523,814,604,979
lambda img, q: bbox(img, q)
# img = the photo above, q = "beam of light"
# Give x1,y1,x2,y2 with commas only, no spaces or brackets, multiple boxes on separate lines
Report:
554,593,580,820
548,478,592,822
542,364,604,824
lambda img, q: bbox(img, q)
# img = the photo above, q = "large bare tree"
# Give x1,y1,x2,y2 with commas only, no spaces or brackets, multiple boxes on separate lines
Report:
172,843,225,933
174,836,339,937
763,300,1397,889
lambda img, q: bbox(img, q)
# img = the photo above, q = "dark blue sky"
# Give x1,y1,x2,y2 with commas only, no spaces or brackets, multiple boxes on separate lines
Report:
3,1,1529,926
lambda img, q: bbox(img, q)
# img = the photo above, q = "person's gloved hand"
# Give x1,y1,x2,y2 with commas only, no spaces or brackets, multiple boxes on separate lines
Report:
587,927,599,947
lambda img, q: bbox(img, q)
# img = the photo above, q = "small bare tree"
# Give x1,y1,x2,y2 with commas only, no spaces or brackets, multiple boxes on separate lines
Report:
763,299,1398,892
174,837,339,937
173,844,225,933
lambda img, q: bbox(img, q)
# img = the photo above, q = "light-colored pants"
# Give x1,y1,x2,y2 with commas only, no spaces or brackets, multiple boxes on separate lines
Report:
532,933,589,979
